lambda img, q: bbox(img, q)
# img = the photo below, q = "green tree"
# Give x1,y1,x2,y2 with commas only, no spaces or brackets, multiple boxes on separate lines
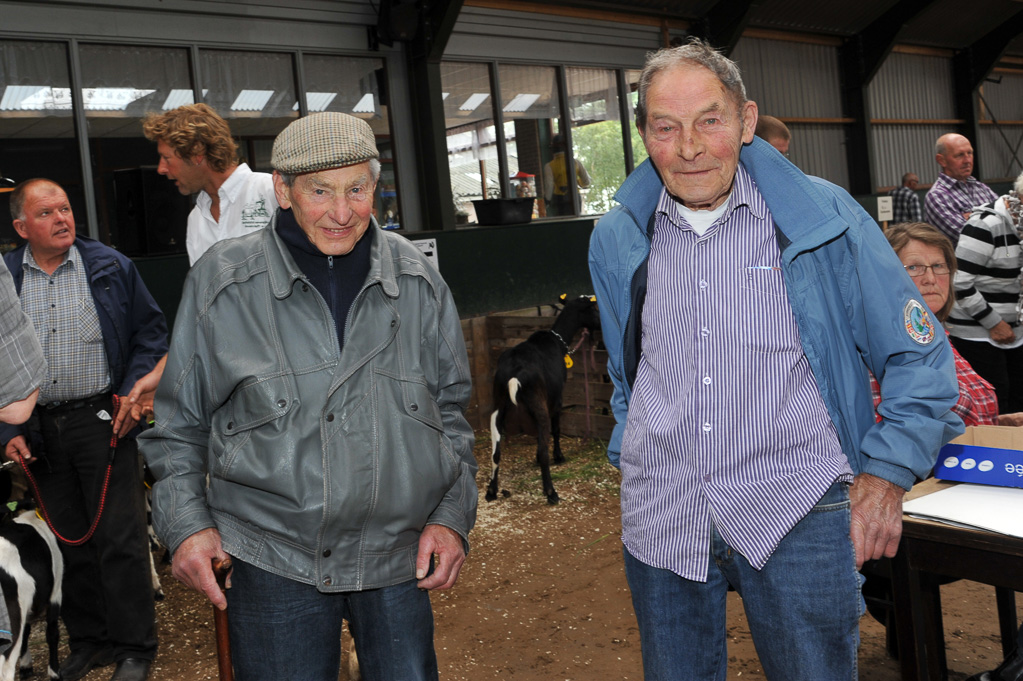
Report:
572,119,649,214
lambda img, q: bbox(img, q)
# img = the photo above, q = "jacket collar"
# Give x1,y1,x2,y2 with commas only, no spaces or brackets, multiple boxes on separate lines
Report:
614,137,851,258
264,212,395,300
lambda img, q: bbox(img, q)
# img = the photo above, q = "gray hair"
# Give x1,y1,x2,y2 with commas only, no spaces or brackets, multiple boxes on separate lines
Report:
278,157,381,188
635,37,747,132
1014,169,1023,196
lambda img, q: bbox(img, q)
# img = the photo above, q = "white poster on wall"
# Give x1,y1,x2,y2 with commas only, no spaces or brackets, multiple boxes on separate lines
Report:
411,238,439,271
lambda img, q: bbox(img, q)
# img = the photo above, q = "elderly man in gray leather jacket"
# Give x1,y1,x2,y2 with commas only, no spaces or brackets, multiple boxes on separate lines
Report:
140,112,477,681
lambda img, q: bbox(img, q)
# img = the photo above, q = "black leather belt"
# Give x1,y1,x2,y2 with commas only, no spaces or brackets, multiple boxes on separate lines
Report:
42,391,112,415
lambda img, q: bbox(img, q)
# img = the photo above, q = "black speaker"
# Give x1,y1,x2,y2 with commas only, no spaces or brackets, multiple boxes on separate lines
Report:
112,167,190,257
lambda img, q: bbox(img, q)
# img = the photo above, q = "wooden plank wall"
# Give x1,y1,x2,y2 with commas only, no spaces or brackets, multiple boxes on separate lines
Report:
460,306,615,440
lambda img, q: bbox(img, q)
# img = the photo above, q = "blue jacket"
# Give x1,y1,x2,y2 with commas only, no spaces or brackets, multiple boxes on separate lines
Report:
2,236,168,444
588,137,963,490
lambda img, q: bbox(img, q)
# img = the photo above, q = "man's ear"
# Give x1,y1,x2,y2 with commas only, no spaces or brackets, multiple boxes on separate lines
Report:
12,219,27,240
741,100,759,145
272,171,292,210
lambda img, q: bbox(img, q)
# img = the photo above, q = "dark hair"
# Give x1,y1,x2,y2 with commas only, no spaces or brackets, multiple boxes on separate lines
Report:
884,221,957,322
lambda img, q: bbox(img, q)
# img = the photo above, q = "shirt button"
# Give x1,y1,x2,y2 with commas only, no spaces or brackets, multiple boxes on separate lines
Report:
322,549,331,558
699,280,708,290
702,422,712,433
703,474,712,482
702,376,712,385
701,327,710,337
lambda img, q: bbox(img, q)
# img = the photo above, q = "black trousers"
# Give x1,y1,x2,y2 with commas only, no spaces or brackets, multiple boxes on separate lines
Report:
32,396,157,660
950,336,1023,415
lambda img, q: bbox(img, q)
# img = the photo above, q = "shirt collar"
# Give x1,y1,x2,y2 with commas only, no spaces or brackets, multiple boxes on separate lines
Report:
197,162,253,208
23,243,77,274
654,165,768,230
937,171,979,188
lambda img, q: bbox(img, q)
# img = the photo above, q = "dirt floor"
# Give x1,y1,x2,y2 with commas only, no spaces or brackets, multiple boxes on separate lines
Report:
22,433,1022,680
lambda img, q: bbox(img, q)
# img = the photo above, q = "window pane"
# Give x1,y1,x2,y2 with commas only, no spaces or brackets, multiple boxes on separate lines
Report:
80,44,193,250
567,67,624,216
498,64,561,218
200,50,298,140
0,40,84,246
441,61,499,225
303,55,399,229
626,69,648,167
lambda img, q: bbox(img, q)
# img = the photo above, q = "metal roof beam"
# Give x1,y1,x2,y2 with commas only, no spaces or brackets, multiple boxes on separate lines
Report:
849,0,939,85
955,8,1023,92
692,0,760,55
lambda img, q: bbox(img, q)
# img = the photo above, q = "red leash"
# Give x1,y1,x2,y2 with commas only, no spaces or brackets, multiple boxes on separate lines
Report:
19,394,120,546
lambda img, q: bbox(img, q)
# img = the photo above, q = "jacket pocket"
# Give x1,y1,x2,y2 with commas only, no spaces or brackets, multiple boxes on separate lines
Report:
211,375,296,474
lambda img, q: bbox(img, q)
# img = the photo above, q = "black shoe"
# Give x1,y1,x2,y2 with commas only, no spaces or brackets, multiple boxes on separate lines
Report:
60,648,114,681
110,658,151,681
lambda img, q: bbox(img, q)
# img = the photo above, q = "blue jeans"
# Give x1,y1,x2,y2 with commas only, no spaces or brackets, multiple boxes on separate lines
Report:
623,483,863,681
225,559,438,681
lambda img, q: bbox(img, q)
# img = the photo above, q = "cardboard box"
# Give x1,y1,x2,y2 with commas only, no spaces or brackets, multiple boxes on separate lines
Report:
934,425,1023,489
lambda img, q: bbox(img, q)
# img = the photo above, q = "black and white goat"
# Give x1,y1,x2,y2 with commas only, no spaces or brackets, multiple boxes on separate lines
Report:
486,295,600,505
0,509,62,681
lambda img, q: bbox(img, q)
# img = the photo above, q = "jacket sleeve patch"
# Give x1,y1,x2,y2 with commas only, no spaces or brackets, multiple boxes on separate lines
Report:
904,299,936,345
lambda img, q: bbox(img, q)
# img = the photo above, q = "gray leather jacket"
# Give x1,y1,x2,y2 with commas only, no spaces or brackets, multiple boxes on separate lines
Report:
141,219,477,591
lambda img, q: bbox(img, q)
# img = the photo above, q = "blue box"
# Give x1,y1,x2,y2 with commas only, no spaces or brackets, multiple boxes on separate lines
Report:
934,426,1023,489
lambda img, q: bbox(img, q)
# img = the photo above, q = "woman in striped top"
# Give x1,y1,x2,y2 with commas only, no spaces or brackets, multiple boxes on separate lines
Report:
946,174,1023,414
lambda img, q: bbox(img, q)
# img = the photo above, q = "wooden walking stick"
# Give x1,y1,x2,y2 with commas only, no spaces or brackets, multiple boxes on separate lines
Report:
212,557,234,681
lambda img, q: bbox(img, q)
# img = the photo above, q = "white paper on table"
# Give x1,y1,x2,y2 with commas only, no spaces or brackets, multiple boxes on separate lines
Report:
902,483,1023,538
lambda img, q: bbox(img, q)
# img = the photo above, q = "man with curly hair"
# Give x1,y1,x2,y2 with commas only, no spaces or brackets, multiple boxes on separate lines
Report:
142,104,276,265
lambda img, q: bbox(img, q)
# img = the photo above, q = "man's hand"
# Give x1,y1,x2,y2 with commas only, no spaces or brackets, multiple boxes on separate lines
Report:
849,473,905,569
998,412,1023,427
113,355,166,437
4,435,34,464
171,528,231,610
415,524,466,590
990,320,1015,345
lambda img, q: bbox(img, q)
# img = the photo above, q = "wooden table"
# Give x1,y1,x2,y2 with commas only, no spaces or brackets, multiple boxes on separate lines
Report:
889,479,1022,681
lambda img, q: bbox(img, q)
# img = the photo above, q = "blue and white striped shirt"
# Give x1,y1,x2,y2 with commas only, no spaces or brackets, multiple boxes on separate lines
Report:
620,166,854,581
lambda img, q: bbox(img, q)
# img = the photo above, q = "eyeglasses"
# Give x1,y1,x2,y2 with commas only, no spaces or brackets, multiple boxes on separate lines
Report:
904,263,950,278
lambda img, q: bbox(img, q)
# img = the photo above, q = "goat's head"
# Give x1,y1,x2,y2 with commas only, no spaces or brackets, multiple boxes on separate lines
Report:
552,294,601,339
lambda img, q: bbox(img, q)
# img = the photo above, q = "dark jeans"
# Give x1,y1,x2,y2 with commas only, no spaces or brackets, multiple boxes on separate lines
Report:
33,396,157,660
226,558,438,681
950,337,1023,414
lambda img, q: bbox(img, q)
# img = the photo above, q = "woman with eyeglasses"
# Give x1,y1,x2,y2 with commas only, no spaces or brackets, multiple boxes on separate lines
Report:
877,221,1023,427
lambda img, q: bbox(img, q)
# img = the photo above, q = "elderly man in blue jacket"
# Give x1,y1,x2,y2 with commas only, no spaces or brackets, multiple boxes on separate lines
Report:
588,39,963,681
2,178,167,681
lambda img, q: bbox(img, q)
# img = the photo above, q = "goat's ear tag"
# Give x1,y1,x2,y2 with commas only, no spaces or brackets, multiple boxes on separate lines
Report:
559,293,567,301
564,354,573,369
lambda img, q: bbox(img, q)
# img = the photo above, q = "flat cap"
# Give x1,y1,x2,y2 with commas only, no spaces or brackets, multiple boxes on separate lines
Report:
271,112,378,174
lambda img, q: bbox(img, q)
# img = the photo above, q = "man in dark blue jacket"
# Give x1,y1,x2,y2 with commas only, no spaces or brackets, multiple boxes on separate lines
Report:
1,179,167,681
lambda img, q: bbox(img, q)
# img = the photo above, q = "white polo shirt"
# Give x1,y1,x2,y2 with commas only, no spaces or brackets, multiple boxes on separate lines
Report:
186,163,277,265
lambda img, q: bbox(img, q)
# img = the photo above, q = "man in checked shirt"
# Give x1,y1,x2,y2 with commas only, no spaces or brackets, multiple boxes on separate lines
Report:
1,179,166,681
589,39,964,680
924,133,997,244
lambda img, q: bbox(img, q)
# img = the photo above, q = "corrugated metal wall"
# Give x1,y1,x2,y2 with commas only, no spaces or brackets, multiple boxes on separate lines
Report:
868,52,955,188
446,6,665,67
731,37,848,185
978,73,1023,182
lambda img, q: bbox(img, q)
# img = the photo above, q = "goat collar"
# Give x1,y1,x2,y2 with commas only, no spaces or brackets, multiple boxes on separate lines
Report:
549,327,590,356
